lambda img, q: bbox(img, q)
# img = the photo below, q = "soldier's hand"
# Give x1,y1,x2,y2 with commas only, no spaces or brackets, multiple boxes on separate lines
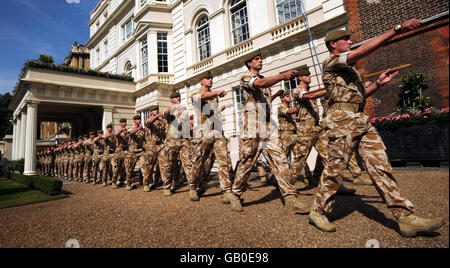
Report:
283,70,299,80
401,19,422,33
377,69,400,86
218,90,227,98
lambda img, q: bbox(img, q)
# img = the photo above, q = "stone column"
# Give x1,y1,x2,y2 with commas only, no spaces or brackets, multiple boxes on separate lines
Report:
14,117,21,160
24,101,39,176
11,119,17,160
19,111,27,159
102,106,114,131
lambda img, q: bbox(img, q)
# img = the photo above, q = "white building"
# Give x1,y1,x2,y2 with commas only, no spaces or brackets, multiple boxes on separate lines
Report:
9,0,348,175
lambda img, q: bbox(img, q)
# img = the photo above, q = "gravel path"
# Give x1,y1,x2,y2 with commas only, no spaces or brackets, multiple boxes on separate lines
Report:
0,169,448,248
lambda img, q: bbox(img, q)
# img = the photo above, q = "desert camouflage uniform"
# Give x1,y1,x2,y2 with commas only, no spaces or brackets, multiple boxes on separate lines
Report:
190,90,233,193
92,138,106,183
159,107,192,191
111,131,127,185
83,140,94,182
124,127,145,187
142,118,166,188
101,134,115,184
312,52,415,220
232,71,297,198
67,146,76,180
74,144,83,180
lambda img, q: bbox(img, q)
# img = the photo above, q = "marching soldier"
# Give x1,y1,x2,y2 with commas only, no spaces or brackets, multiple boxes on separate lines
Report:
124,115,146,191
73,136,84,182
83,132,95,183
67,140,76,180
230,50,310,214
92,130,106,185
309,19,445,237
190,71,235,203
101,124,115,187
159,91,192,197
142,105,166,192
111,119,128,189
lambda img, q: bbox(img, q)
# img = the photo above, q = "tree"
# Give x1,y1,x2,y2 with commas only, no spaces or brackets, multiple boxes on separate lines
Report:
38,54,54,64
0,93,13,139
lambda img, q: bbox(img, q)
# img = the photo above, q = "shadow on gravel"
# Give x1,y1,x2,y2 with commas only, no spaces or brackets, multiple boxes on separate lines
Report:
243,188,283,208
327,194,443,238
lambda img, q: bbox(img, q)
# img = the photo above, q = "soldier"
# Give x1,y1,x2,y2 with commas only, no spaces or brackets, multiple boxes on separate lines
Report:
67,140,76,180
159,91,192,197
92,130,106,185
83,132,95,183
142,105,166,192
101,124,115,187
230,50,310,214
290,69,356,195
111,119,128,189
309,20,445,237
190,71,234,203
73,136,84,182
124,115,146,191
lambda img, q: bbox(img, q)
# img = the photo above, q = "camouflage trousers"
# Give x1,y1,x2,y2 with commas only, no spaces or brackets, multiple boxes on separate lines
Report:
141,144,164,187
100,154,113,184
67,157,75,180
74,155,84,179
83,154,93,181
233,132,297,198
111,152,125,184
159,139,192,191
91,154,102,182
312,111,415,220
190,136,233,193
124,151,144,186
63,159,69,179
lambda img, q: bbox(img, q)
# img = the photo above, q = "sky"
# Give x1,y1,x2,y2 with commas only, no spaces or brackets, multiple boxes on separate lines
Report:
0,0,100,94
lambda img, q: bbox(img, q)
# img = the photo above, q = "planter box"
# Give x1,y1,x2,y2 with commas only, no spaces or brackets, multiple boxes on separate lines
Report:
378,122,449,162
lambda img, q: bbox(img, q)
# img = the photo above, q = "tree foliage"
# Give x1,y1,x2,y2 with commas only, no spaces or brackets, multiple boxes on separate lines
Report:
38,54,55,64
0,93,13,139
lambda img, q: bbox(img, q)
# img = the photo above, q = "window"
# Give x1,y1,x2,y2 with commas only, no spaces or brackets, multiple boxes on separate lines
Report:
197,15,211,61
125,61,133,78
230,0,250,45
234,87,246,133
141,38,149,77
96,48,100,65
276,0,303,24
103,40,108,59
122,18,134,43
157,33,168,73
142,110,151,122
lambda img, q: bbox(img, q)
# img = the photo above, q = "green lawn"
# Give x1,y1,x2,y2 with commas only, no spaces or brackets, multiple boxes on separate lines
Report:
0,178,68,209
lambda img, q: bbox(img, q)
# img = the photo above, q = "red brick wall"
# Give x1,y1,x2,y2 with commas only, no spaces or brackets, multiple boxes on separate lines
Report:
345,0,449,117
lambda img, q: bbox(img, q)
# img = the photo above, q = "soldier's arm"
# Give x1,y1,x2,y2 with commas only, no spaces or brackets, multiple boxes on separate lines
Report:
271,89,285,102
347,19,421,66
147,113,163,125
201,90,226,100
366,69,400,97
251,71,298,90
302,89,327,100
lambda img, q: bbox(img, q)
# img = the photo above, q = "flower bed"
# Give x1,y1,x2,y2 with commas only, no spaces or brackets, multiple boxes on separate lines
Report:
372,108,449,162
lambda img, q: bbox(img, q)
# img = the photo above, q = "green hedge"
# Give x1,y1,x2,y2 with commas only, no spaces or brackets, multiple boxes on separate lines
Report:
9,173,63,196
6,158,24,174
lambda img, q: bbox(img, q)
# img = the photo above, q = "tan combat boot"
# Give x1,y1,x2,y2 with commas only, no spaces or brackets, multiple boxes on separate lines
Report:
126,185,132,191
143,185,150,192
398,214,445,238
164,189,173,196
189,189,200,202
112,183,118,189
222,192,234,205
230,193,244,212
102,182,107,187
309,210,336,232
284,196,311,215
352,175,372,186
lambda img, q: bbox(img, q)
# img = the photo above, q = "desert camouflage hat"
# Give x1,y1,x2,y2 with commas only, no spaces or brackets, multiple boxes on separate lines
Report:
149,105,159,111
325,30,350,42
106,124,113,129
170,91,181,99
199,71,213,81
296,67,311,77
97,130,104,134
245,48,262,69
133,114,141,120
281,90,291,98
89,131,96,136
119,118,127,123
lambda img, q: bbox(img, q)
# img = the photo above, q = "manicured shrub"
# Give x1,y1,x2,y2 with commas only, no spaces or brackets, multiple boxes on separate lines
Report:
10,172,34,189
9,173,62,195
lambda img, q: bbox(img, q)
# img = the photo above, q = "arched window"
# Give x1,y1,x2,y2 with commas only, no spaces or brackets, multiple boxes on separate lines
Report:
230,0,249,45
276,0,303,24
124,61,133,78
197,15,211,61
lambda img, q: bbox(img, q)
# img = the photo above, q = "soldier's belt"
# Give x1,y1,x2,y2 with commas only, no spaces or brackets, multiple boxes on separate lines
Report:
329,103,360,113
